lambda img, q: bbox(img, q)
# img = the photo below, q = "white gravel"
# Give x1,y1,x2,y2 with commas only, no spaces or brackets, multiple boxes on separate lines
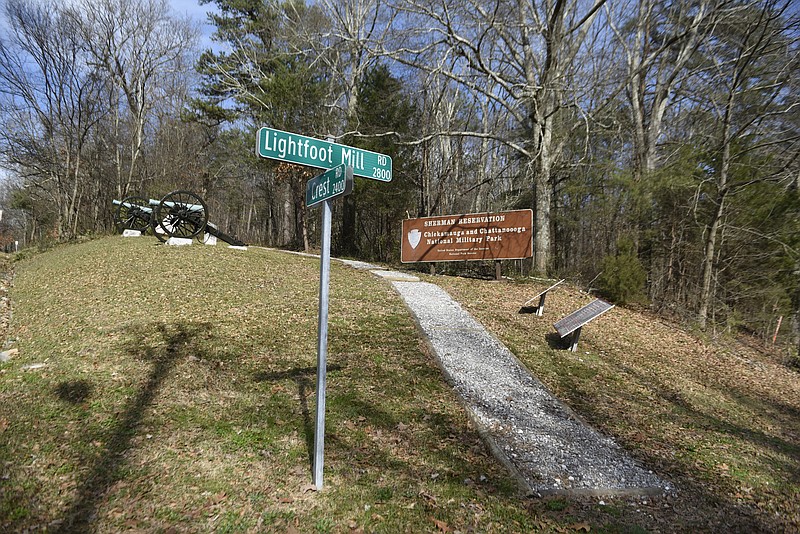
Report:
365,267,670,496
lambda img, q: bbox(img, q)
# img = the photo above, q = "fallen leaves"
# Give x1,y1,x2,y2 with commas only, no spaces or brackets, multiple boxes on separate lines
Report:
419,491,438,506
430,516,451,532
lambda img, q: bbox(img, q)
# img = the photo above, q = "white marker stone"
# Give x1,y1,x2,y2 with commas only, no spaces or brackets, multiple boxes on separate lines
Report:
166,237,193,246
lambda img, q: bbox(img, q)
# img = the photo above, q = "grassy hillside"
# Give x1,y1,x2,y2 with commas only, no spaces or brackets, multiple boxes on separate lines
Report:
0,237,797,532
0,238,524,532
436,275,800,532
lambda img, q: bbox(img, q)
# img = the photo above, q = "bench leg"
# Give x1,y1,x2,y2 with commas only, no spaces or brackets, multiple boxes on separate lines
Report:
569,327,582,352
536,293,547,316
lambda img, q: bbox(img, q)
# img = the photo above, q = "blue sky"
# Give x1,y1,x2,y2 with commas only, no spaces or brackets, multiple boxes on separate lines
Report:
0,1,218,50
169,0,213,22
168,0,217,50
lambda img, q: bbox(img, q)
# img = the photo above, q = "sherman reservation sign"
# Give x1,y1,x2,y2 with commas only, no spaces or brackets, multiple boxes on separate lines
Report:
401,209,533,263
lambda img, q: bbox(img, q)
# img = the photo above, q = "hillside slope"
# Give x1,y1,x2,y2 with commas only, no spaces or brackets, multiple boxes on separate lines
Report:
436,274,800,531
0,237,797,532
0,238,525,532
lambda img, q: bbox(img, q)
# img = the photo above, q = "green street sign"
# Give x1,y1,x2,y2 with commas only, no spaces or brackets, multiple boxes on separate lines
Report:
257,127,392,182
306,164,354,208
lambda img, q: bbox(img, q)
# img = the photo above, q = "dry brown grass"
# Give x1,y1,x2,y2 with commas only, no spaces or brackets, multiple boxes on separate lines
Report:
435,274,800,532
1,238,797,533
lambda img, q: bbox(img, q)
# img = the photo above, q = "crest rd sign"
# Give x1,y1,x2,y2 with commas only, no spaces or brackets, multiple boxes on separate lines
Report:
306,164,354,208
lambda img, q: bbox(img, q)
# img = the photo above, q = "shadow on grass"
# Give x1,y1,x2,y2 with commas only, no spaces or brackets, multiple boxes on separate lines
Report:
545,332,568,350
251,363,457,486
599,358,799,532
656,384,800,475
54,321,212,533
253,364,343,469
612,358,799,468
54,380,93,404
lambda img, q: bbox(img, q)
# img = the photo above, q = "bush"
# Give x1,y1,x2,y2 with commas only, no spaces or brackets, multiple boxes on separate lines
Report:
597,239,647,305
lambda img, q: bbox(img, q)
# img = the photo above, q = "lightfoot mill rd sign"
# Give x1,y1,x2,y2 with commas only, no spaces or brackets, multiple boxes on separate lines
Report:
257,127,392,182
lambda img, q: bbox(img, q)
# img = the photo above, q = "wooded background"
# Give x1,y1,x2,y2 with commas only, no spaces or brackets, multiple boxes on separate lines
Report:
0,0,797,354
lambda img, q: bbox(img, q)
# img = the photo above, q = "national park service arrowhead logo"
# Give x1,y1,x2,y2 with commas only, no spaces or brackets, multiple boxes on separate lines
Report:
407,229,421,249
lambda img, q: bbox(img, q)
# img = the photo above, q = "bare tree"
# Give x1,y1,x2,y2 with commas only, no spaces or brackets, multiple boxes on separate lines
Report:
694,0,799,329
379,0,608,274
311,0,392,127
79,0,197,197
607,0,719,181
0,0,106,239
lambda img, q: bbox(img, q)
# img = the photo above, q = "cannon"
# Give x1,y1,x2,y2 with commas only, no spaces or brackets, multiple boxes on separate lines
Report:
113,190,246,247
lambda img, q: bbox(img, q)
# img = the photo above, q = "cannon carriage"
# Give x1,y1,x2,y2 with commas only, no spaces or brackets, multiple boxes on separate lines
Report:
113,190,245,247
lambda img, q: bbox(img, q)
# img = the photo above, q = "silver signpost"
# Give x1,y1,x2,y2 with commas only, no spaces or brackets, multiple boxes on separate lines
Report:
257,128,387,490
313,196,332,489
309,164,352,489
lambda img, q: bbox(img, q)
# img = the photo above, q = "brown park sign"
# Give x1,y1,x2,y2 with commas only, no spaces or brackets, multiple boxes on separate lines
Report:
401,209,533,263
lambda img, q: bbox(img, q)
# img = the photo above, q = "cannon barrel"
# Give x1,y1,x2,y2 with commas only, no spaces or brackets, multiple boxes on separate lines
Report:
112,199,153,213
205,222,247,247
149,198,204,212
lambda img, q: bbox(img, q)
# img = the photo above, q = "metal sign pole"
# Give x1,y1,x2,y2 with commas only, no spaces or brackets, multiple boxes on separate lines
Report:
313,198,332,489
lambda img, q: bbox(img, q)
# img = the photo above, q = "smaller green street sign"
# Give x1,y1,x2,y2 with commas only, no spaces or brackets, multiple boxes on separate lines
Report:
257,127,392,182
306,164,354,208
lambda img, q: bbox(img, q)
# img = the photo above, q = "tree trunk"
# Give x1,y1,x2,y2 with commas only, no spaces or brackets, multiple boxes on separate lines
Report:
792,257,800,358
340,195,357,255
532,97,555,275
282,197,292,247
301,202,310,253
533,164,552,275
698,63,737,330
698,188,728,331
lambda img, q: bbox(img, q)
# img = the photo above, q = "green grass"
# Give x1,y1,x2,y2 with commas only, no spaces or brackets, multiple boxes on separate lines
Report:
435,274,800,532
2,237,797,532
0,237,561,533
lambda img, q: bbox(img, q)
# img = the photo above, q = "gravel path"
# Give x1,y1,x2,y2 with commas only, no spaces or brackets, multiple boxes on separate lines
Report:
340,260,670,497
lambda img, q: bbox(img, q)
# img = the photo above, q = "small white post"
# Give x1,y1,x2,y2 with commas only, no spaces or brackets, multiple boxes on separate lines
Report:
570,327,582,352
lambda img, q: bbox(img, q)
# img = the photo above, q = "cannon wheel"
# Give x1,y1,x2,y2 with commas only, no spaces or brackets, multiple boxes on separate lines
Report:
114,195,151,233
154,190,209,240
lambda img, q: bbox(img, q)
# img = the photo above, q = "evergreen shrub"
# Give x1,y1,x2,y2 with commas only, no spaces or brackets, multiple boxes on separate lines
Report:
597,238,647,305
